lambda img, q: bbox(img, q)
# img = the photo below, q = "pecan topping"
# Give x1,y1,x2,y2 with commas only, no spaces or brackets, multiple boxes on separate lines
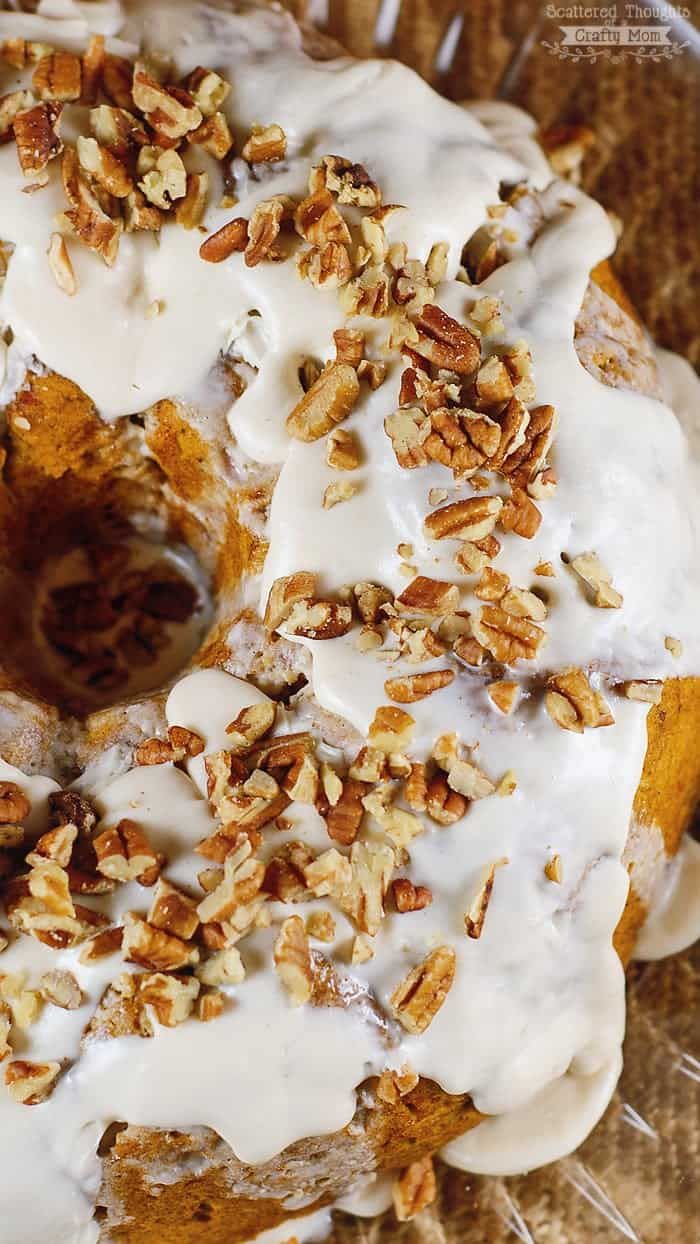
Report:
93,820,162,885
199,217,249,262
499,488,542,539
312,154,381,207
5,1059,61,1105
425,496,503,542
568,552,623,609
323,479,359,509
132,66,202,141
384,669,455,703
487,680,520,715
376,1063,419,1104
324,779,368,846
189,110,234,159
412,304,480,374
182,67,231,117
544,854,563,883
284,599,353,640
393,1155,437,1222
472,605,546,664
390,945,456,1034
392,878,433,912
368,705,416,753
0,782,30,825
286,362,360,442
148,879,199,941
465,858,508,938
545,668,614,732
60,148,121,265
327,427,361,471
123,911,199,972
33,51,82,102
0,90,33,141
245,195,291,267
396,576,460,616
241,123,287,163
337,841,395,935
13,101,63,177
273,915,313,1005
265,572,317,631
47,232,77,295
39,970,82,1011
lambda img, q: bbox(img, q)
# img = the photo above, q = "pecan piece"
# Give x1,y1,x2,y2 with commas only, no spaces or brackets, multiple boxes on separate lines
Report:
426,772,468,825
396,576,460,616
390,946,456,1034
245,195,291,268
32,52,82,102
0,782,30,824
412,305,480,375
284,599,353,640
264,572,317,631
312,154,381,207
122,911,199,972
392,878,433,912
472,605,546,663
324,778,368,846
545,668,614,732
47,232,77,295
499,488,542,539
93,819,162,885
384,669,454,703
132,66,202,141
425,496,503,542
368,706,416,753
286,362,360,442
5,1059,61,1105
13,101,63,177
568,552,623,609
393,1155,437,1222
273,915,313,1005
465,858,508,938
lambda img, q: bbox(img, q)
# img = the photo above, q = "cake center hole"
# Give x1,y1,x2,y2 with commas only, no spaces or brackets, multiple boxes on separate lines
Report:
31,536,211,714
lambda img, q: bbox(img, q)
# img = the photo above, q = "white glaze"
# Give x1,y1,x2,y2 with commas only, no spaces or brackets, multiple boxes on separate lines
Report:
0,3,698,1241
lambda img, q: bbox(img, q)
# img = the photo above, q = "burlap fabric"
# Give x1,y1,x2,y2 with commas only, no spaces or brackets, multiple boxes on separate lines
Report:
281,4,700,1240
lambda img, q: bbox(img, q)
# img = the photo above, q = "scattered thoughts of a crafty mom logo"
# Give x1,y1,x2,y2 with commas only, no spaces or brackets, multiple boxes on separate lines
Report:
543,4,691,61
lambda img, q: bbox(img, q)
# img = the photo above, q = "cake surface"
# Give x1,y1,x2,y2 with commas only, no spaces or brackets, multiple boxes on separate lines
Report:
0,3,699,1242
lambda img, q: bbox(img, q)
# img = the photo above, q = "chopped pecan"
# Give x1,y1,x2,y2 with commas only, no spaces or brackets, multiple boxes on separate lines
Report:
198,990,224,1022
304,847,352,897
357,358,387,389
395,576,458,617
195,946,245,987
368,705,416,754
241,122,287,163
137,146,186,209
173,170,208,229
323,479,358,509
545,668,614,732
312,154,381,207
306,910,336,942
464,225,502,282
476,567,510,601
0,825,24,849
78,926,123,964
139,972,199,1027
93,820,162,885
300,240,352,289
47,232,76,295
286,362,360,442
499,487,542,539
123,911,199,972
188,110,233,159
81,34,105,105
264,572,317,631
273,915,313,1005
487,680,520,715
426,772,468,825
199,216,248,262
284,598,353,640
102,54,134,108
390,946,456,1034
13,101,63,177
124,188,162,232
544,854,563,883
472,605,546,663
502,404,556,486
132,66,202,141
475,355,514,406
384,669,454,704
384,408,431,468
412,304,480,375
333,327,364,368
324,779,368,846
77,135,133,197
376,1063,419,1104
501,587,547,621
327,427,361,471
295,190,351,247
196,838,265,925
568,552,623,609
392,878,433,913
393,1155,437,1222
245,195,291,268
0,90,33,141
182,66,230,117
447,758,494,800
39,970,82,1011
264,841,314,902
354,581,392,623
0,782,30,824
337,841,394,935
425,496,503,542
32,51,82,102
5,1059,61,1105
404,763,428,812
148,879,199,940
465,858,508,938
60,147,121,264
